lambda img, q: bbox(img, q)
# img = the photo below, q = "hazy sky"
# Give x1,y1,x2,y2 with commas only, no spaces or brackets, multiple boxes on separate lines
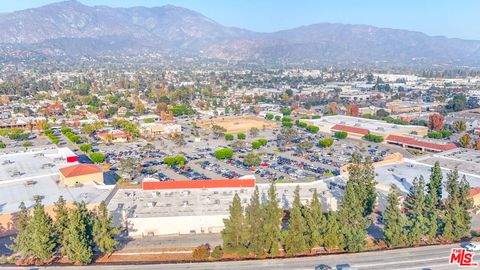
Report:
2,0,480,40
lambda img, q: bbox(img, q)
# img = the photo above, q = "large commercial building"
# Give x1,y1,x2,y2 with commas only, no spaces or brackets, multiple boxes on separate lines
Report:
0,147,112,236
306,115,428,139
107,178,340,237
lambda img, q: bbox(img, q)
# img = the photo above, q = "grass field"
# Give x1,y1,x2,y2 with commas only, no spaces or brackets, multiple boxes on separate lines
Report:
198,116,278,133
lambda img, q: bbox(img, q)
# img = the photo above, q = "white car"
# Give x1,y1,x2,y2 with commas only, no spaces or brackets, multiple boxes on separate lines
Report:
466,242,480,252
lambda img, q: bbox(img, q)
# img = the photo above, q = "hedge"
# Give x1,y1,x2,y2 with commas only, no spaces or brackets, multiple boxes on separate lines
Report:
363,134,384,143
334,131,348,139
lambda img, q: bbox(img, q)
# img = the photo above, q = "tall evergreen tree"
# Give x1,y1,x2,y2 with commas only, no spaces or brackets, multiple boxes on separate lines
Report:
338,181,367,252
9,202,32,257
222,194,247,253
404,176,427,245
442,169,473,241
458,175,473,237
245,187,265,256
262,184,283,257
323,212,342,251
427,161,443,208
65,202,94,265
93,201,119,256
303,189,326,249
28,196,56,262
383,185,408,248
284,186,306,255
53,196,69,254
347,153,377,216
361,156,377,216
425,197,439,242
425,162,443,242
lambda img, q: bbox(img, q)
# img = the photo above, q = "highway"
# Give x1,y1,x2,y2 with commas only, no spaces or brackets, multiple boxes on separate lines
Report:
1,243,464,270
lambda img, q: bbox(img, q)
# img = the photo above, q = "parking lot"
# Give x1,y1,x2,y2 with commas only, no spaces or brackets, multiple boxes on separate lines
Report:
3,114,420,186
92,118,413,184
0,116,419,185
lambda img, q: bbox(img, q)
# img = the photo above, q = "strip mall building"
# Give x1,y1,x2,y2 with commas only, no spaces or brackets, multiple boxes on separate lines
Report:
306,115,456,152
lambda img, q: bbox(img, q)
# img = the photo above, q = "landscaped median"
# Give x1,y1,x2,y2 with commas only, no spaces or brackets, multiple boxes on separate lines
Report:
46,127,106,164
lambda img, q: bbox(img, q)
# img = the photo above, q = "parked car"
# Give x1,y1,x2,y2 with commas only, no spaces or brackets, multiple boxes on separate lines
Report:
315,264,332,270
336,264,357,270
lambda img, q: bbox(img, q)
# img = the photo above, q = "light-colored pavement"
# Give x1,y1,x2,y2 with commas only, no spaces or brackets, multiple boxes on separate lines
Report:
121,233,222,250
2,243,464,270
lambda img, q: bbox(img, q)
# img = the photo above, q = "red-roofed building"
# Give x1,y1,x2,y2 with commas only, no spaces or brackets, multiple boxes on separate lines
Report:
142,178,256,190
385,135,457,153
59,164,103,187
331,124,369,137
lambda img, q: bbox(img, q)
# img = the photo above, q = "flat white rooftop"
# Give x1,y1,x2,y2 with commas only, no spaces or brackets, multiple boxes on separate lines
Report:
308,115,427,135
0,148,71,183
375,158,480,197
0,174,111,215
107,180,338,225
0,147,111,215
414,148,480,176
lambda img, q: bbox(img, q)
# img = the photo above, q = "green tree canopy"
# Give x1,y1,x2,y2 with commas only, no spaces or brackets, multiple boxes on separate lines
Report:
318,138,334,148
245,187,266,256
284,186,307,256
65,202,94,265
263,184,283,257
404,176,427,245
93,201,120,256
214,148,234,159
89,152,105,163
338,180,367,252
383,185,408,248
222,194,248,253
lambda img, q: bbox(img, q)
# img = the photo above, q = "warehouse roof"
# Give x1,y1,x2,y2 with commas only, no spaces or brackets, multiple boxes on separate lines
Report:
107,180,338,221
59,164,102,178
375,160,480,196
308,115,427,136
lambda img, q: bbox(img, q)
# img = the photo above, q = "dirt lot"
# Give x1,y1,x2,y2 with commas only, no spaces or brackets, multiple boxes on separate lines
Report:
197,116,278,133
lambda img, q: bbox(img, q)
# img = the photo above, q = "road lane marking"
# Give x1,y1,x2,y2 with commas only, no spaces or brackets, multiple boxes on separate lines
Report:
354,256,450,268
396,262,452,270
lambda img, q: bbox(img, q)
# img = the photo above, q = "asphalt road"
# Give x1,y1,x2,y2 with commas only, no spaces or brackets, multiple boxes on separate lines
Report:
2,243,464,270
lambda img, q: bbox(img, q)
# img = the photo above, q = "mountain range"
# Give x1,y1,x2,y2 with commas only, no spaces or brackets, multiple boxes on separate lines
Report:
1,0,480,67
